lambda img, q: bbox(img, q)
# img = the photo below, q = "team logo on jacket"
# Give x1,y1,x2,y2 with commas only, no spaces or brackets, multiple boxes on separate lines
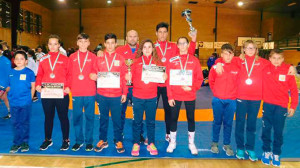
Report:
231,71,238,74
39,55,50,62
279,75,286,81
169,56,180,62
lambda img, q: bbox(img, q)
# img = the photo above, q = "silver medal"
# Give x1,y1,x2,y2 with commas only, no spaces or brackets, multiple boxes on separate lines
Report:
245,78,253,85
78,74,84,80
161,57,166,62
144,80,149,84
50,73,55,79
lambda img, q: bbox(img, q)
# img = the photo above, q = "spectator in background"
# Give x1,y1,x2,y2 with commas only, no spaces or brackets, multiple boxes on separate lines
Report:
26,50,38,76
67,47,75,57
297,62,300,75
207,53,218,71
35,46,45,68
59,42,67,56
1,42,12,60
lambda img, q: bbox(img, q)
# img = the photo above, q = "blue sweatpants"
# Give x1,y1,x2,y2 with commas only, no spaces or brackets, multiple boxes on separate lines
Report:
261,103,287,155
72,96,95,145
212,97,236,145
11,104,31,145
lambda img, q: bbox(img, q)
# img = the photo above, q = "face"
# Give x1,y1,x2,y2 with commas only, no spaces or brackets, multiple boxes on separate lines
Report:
156,27,168,42
142,42,153,57
221,50,234,63
14,54,27,68
177,38,189,53
269,53,284,67
48,38,60,52
244,43,257,56
126,31,139,47
77,38,90,51
104,38,117,53
37,48,42,53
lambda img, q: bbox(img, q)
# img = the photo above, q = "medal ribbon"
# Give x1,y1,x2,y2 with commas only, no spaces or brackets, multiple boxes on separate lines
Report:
48,53,60,73
78,51,89,74
244,57,255,78
104,53,117,72
156,41,168,59
179,54,189,74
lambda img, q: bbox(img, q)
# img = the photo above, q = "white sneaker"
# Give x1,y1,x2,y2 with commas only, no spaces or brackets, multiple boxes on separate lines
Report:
189,143,198,155
166,142,176,153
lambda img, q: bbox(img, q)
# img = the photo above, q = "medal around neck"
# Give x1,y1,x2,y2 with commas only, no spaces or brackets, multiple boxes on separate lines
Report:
78,74,84,80
245,78,253,85
50,73,55,79
161,57,166,63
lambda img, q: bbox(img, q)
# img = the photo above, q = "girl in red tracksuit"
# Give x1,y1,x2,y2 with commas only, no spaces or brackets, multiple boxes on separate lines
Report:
260,49,298,167
36,34,72,151
131,39,164,157
165,37,203,155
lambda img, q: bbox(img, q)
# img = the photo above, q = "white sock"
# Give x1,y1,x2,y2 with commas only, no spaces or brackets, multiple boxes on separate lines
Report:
170,131,177,143
188,131,195,144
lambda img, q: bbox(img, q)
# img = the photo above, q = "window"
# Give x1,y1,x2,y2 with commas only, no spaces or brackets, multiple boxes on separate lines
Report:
0,0,11,28
35,14,42,35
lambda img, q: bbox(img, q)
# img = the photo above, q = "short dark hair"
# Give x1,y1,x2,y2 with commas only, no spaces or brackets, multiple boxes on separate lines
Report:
48,34,61,44
177,37,189,44
104,33,117,42
269,49,284,57
156,22,169,32
0,44,3,50
221,44,234,53
14,50,28,60
77,33,89,40
37,46,42,49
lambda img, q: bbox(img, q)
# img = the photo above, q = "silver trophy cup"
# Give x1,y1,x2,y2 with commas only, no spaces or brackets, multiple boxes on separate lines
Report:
181,9,196,32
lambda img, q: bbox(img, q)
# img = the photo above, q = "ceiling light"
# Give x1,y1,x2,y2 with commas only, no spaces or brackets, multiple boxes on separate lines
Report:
58,0,64,2
237,1,244,7
288,2,297,6
107,0,112,4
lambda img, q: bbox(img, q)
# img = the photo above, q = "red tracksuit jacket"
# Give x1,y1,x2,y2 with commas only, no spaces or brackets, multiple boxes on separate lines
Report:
68,50,97,97
262,63,298,109
209,60,240,100
91,51,128,97
166,54,203,101
36,52,72,96
155,41,196,87
216,55,270,100
131,55,162,99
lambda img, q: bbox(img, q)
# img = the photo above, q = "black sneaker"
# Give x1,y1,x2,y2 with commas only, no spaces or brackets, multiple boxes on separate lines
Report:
32,97,38,102
139,134,145,144
85,144,94,151
115,141,125,153
71,143,83,151
60,140,70,151
2,113,11,119
20,143,29,152
10,145,21,153
94,140,108,152
39,139,53,151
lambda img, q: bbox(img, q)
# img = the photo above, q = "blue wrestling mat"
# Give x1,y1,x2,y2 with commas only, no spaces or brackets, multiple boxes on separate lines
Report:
0,87,299,160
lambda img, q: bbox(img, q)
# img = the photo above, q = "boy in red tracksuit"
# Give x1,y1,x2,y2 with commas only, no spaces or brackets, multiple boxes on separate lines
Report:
90,33,128,154
208,44,239,156
261,49,298,167
36,34,72,151
155,22,197,142
68,33,97,152
165,37,203,155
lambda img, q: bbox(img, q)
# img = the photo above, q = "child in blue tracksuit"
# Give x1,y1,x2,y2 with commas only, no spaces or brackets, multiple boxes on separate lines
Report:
7,51,35,153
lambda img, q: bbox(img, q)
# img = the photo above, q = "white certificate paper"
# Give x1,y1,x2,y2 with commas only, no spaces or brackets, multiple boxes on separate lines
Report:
169,69,193,86
97,72,120,88
41,83,64,99
141,65,166,83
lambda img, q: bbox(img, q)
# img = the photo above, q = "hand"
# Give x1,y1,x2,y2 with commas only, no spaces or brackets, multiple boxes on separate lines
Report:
215,63,224,75
64,87,70,94
121,95,127,103
182,86,192,91
168,99,175,107
36,85,41,92
125,73,132,81
89,73,97,81
188,30,197,42
288,66,296,75
163,73,168,81
5,87,10,92
239,54,243,59
288,109,295,117
97,50,104,57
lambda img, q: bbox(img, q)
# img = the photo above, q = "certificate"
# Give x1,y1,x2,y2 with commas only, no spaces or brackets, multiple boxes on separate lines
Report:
169,69,193,86
141,65,166,83
41,83,64,99
97,72,120,88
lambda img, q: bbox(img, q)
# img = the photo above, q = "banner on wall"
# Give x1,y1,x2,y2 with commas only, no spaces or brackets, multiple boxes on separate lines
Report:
238,37,265,48
263,42,275,49
198,42,228,49
214,42,229,49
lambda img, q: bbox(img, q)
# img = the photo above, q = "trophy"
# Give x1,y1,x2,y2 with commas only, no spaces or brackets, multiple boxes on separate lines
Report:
125,59,133,86
181,9,196,32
